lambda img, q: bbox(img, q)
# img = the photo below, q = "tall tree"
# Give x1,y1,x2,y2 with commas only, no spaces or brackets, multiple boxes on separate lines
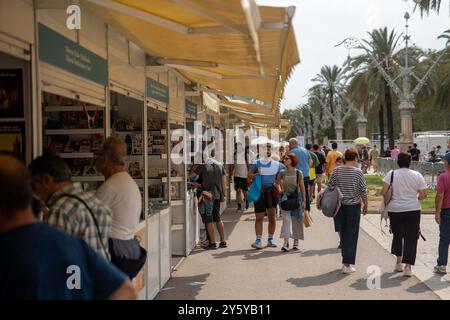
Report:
349,27,403,150
312,65,346,139
412,0,445,16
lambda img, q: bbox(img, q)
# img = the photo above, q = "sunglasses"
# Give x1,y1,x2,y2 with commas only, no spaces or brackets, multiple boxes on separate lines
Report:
283,157,291,161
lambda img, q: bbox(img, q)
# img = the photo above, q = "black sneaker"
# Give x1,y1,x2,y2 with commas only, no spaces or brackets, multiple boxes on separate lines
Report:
245,200,249,210
219,241,227,248
205,243,217,250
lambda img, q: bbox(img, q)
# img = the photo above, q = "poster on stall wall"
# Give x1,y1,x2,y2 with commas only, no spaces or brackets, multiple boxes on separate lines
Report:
0,69,24,117
0,122,25,161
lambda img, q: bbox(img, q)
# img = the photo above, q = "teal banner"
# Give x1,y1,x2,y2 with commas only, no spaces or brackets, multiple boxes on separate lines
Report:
185,100,197,118
38,23,107,86
146,78,169,104
206,114,214,126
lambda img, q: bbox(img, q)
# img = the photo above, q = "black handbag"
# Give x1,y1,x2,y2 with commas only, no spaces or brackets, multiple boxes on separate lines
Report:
280,170,300,211
109,239,147,280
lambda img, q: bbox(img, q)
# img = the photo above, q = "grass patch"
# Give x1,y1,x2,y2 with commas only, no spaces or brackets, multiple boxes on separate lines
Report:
364,174,435,212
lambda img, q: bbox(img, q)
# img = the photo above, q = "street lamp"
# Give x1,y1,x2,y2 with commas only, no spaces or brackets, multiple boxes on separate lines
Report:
336,12,449,151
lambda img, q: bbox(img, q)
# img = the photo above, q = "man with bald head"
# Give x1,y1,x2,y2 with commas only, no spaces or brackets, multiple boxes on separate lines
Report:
96,137,144,279
0,155,136,299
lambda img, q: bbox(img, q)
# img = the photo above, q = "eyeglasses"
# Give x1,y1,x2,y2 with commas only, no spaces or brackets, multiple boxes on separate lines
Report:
283,157,291,161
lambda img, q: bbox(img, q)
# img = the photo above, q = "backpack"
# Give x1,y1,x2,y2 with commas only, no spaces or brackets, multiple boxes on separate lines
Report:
316,185,343,218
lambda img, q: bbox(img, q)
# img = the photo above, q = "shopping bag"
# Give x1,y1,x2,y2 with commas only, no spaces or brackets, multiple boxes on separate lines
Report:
219,201,227,215
303,210,314,228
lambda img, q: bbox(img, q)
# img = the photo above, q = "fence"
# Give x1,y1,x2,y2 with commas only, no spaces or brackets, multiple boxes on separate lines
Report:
377,158,446,189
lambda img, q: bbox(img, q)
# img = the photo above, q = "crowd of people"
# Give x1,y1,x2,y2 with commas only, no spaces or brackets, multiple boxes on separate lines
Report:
222,138,450,277
1,135,450,299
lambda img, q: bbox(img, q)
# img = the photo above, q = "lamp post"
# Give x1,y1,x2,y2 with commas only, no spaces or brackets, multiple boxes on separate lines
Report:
337,12,449,152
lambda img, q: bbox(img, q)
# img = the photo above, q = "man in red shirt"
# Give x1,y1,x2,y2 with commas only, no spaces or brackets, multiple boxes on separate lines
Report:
434,153,450,274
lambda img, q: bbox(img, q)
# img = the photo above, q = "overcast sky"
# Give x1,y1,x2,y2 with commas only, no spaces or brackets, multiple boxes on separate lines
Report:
256,0,450,111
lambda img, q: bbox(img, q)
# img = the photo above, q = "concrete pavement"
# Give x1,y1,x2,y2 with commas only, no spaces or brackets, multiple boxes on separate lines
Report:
156,203,440,300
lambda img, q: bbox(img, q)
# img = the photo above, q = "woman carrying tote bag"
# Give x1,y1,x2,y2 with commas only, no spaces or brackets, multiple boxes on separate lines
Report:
381,152,427,277
328,148,368,274
277,153,306,252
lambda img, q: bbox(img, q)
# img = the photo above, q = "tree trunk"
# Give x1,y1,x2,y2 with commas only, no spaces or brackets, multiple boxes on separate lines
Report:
384,81,395,150
329,87,336,139
379,104,385,154
310,113,315,143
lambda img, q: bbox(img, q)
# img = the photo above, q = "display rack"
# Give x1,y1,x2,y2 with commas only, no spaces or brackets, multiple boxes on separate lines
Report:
147,106,169,212
42,92,105,191
110,91,146,221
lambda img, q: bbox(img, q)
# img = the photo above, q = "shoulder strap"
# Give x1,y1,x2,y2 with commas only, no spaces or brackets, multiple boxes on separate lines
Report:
55,193,109,257
390,170,394,184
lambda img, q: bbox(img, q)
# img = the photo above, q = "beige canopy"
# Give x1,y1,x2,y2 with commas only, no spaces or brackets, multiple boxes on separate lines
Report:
84,0,299,125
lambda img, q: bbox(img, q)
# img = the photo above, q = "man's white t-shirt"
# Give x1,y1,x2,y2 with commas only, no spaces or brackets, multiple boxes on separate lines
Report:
96,171,142,240
233,164,248,178
383,168,427,212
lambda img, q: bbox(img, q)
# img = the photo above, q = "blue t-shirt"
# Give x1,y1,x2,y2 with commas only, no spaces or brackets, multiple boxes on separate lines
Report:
251,159,284,187
0,223,126,300
291,146,311,178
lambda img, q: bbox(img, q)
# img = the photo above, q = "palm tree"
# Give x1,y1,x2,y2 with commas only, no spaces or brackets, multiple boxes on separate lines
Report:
412,0,445,16
347,70,386,151
312,65,346,139
415,30,450,109
348,27,403,150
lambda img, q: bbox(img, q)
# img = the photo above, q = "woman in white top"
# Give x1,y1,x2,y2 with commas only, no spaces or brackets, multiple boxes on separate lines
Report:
381,152,428,277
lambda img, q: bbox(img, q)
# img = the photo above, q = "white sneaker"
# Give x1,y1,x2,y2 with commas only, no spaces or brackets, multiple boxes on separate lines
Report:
434,265,447,275
404,268,413,277
342,265,356,274
394,263,404,272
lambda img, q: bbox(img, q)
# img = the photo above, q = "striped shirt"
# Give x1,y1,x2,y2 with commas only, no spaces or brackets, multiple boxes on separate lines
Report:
328,166,368,205
45,183,112,260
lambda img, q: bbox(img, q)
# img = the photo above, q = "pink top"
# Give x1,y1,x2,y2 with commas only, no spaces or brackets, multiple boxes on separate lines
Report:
391,148,400,160
437,170,450,209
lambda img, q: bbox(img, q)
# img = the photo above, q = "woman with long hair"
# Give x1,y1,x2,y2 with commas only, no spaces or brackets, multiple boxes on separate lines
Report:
277,153,306,252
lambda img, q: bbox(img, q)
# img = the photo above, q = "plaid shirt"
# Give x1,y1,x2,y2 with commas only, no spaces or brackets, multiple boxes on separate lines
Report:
45,183,112,260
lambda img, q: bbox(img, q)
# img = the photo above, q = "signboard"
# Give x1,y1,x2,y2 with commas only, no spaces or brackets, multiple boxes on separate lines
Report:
38,23,108,86
146,78,169,104
185,100,197,119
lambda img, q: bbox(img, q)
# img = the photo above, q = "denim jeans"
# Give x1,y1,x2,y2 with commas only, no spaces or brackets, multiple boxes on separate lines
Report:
303,177,310,211
437,209,450,266
335,204,361,265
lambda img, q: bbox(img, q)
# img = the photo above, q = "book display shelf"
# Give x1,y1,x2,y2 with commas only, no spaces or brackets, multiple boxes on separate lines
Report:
42,92,105,191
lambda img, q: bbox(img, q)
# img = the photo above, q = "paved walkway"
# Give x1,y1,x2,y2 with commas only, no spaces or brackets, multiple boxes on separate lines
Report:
361,214,450,299
156,204,440,300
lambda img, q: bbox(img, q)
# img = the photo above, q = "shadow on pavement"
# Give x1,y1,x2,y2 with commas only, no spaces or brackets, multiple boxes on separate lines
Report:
287,269,345,288
156,273,210,300
349,272,409,290
211,248,301,260
301,248,341,257
406,275,450,294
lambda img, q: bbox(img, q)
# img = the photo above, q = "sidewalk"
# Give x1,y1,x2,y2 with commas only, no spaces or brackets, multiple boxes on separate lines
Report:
360,214,450,300
156,204,439,300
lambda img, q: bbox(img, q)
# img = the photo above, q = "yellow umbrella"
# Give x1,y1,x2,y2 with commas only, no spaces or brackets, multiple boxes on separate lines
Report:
354,137,370,145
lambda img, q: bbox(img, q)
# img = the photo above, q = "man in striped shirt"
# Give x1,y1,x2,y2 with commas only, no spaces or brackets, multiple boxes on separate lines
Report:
29,155,112,260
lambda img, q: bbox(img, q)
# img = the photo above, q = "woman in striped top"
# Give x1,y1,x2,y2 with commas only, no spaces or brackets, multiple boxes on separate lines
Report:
328,147,368,274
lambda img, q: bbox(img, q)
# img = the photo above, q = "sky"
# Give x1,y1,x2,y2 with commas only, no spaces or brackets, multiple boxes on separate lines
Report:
256,0,450,111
